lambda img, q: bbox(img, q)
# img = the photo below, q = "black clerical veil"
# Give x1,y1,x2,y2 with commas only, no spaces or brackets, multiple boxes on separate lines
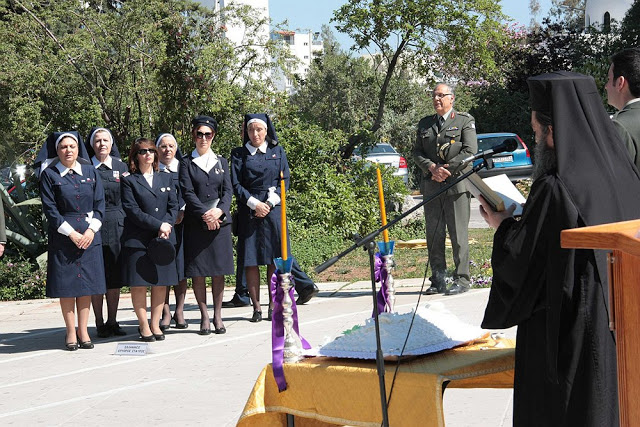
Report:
33,131,92,179
528,71,640,229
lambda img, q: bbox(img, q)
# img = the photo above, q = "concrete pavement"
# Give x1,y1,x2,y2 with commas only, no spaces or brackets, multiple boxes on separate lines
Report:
0,279,514,426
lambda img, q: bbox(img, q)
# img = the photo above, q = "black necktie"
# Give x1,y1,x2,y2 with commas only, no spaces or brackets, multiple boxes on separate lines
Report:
437,116,444,131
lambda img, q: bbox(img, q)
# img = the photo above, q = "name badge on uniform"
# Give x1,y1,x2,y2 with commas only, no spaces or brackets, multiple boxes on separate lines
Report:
113,171,120,179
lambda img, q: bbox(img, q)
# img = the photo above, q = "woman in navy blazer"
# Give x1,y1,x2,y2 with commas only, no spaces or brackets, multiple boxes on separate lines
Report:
180,116,234,335
40,132,106,350
121,138,179,341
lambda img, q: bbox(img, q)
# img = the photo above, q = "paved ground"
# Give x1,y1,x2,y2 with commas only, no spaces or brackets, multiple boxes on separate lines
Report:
0,279,514,426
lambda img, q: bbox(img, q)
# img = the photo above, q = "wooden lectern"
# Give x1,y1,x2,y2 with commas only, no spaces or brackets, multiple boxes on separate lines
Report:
561,219,640,427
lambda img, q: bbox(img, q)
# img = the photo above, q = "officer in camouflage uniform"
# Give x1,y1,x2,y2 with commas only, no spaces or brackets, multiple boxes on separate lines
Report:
413,83,477,295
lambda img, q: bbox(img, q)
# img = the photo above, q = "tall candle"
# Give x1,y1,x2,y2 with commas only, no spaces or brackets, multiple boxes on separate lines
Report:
376,167,389,243
280,171,288,261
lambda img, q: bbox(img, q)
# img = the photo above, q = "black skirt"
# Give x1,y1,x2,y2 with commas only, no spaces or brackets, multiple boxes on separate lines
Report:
183,218,234,277
121,247,178,287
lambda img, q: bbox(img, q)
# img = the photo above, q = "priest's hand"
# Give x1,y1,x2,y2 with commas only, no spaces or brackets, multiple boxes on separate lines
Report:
478,195,516,229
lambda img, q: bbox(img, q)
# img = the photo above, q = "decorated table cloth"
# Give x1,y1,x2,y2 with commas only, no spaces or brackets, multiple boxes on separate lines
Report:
238,338,515,427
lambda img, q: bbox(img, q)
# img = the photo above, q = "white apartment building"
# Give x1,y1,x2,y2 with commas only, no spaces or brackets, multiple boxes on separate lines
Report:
199,0,323,93
200,0,272,82
272,29,324,93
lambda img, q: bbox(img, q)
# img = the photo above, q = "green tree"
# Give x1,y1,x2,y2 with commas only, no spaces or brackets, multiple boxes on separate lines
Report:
330,0,507,157
0,0,289,164
620,0,640,48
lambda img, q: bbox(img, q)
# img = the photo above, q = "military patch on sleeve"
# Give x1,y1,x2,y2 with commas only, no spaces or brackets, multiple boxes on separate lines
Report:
470,123,475,129
122,171,130,177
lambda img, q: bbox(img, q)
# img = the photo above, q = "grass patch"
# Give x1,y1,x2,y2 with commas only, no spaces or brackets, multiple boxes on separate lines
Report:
312,227,495,287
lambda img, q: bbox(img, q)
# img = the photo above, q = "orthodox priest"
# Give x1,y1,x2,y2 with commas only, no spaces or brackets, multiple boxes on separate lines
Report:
478,71,640,426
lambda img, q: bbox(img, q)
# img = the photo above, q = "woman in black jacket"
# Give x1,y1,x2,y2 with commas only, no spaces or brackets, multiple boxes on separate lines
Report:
121,138,178,342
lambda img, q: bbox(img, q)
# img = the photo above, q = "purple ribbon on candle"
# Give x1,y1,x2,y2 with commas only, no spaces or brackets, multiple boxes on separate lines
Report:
372,252,391,317
270,270,311,392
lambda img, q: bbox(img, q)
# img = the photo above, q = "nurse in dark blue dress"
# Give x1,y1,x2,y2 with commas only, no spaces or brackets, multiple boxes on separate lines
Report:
180,116,234,335
231,114,290,323
86,127,129,338
121,138,179,341
40,132,106,350
156,133,189,331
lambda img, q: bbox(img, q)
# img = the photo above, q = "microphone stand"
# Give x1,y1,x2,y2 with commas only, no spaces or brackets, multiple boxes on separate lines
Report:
314,159,491,427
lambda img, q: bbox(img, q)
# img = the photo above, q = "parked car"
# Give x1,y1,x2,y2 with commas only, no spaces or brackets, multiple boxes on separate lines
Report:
474,133,532,181
352,143,409,185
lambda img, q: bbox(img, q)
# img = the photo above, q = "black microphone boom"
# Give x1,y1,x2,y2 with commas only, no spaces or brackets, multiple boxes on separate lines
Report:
461,138,518,165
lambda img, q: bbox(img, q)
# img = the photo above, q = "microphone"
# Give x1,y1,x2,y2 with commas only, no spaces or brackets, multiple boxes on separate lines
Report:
461,138,518,164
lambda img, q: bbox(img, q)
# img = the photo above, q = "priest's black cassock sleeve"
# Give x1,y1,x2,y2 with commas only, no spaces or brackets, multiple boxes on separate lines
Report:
482,174,618,427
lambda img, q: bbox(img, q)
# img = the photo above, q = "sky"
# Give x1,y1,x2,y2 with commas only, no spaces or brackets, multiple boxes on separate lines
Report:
269,0,555,51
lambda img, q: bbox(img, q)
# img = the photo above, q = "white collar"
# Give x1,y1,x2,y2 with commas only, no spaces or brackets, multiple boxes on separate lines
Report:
191,149,218,173
159,157,180,173
245,141,267,155
56,161,83,177
624,98,640,108
92,155,113,170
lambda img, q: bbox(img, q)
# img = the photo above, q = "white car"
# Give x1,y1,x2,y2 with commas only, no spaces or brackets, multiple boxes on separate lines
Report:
353,143,409,185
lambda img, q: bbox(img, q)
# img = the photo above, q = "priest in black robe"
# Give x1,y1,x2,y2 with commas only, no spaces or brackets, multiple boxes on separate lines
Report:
478,71,640,427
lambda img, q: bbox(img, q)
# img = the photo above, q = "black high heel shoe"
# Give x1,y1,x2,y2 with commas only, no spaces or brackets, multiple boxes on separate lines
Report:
213,317,226,334
172,314,188,329
79,340,94,349
138,327,156,342
152,332,165,341
198,320,211,335
65,341,78,351
250,310,262,323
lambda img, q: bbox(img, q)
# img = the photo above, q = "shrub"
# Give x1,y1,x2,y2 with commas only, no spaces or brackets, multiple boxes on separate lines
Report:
0,256,47,300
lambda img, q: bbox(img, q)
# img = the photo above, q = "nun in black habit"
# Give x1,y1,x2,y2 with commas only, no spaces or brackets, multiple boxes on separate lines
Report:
479,71,640,426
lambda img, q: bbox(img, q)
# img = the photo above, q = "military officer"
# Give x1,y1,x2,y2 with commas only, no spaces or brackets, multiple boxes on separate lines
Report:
413,82,477,295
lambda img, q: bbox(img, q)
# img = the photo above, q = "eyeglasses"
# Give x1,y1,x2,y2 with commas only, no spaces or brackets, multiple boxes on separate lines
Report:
137,148,155,155
196,131,213,139
432,93,452,99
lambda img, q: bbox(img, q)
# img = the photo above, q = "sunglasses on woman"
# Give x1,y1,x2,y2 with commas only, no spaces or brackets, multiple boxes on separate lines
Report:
196,131,213,139
137,148,155,155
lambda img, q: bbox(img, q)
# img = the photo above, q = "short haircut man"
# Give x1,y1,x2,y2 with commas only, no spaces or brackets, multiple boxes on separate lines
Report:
605,47,640,169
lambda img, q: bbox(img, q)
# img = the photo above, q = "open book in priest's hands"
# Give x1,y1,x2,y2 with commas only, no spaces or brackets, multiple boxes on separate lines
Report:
466,173,526,216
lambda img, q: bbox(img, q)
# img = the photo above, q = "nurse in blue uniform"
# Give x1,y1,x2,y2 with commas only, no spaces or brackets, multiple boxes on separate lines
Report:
156,133,189,331
86,127,129,338
40,132,106,350
121,138,179,342
180,116,234,335
231,114,290,323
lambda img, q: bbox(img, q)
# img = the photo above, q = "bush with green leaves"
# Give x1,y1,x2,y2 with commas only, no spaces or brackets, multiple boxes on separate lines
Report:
0,256,46,301
277,116,408,238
